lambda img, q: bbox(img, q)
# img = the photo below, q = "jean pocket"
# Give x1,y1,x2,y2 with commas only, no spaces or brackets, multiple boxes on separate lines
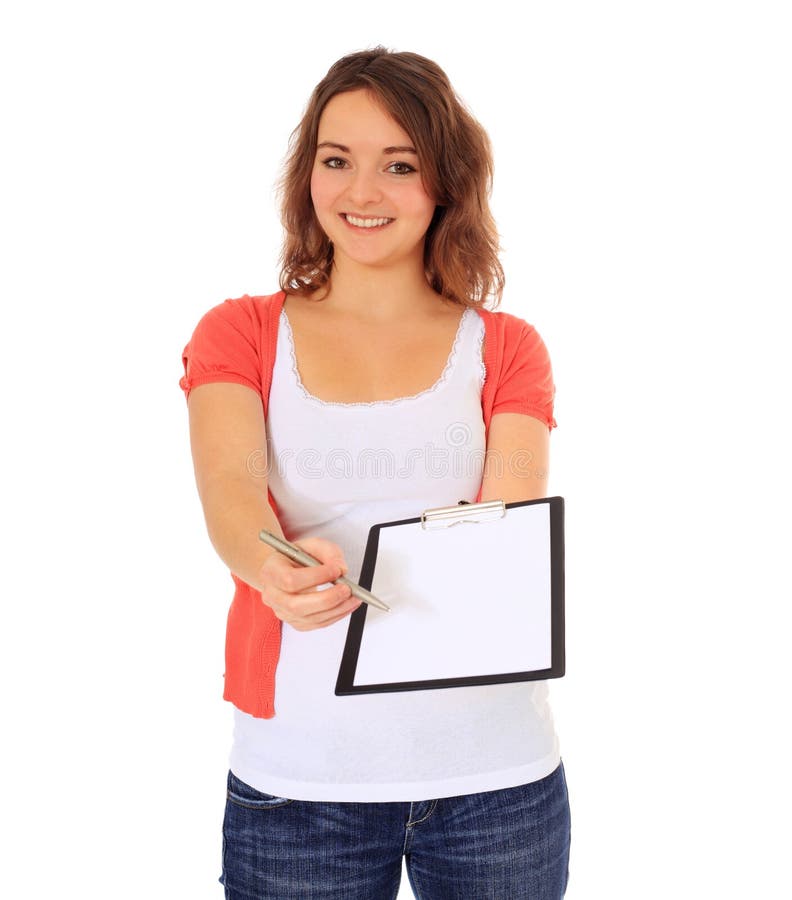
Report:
226,771,294,809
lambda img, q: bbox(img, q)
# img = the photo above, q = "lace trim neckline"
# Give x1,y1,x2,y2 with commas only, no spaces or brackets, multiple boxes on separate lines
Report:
280,308,478,409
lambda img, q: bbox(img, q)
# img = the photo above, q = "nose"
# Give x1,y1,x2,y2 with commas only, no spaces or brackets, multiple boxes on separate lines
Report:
346,167,383,207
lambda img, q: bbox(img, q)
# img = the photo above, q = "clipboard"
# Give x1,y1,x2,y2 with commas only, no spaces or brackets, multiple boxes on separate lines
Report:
335,496,565,696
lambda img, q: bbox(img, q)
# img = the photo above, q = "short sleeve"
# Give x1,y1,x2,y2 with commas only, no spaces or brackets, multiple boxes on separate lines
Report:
491,320,557,430
178,298,263,402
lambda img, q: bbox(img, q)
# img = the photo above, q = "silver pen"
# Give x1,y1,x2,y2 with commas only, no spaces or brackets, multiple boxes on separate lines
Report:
258,529,391,612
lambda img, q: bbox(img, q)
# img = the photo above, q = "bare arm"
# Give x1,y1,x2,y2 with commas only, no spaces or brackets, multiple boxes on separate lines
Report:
186,382,360,630
478,412,550,503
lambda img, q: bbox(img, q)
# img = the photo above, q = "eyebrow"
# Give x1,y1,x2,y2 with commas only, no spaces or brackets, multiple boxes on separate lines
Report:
316,141,417,155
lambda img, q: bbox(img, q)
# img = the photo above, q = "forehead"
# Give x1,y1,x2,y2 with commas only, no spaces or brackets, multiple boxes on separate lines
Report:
317,90,411,147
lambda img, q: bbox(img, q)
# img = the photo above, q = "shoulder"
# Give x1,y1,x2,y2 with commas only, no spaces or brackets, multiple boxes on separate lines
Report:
475,307,550,364
185,291,286,359
476,305,556,426
197,290,285,330
476,306,538,336
179,291,286,398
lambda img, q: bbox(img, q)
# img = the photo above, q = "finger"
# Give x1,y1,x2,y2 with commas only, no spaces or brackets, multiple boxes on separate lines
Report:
261,535,350,594
265,554,345,595
270,580,355,620
291,537,349,575
291,594,362,631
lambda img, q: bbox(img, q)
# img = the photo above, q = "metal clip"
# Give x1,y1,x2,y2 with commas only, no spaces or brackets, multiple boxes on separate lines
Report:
421,499,506,530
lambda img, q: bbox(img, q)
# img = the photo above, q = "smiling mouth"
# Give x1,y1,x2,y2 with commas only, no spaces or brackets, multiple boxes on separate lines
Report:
341,214,395,229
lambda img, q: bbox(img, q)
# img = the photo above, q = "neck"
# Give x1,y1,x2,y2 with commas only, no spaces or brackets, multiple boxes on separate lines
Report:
314,256,449,322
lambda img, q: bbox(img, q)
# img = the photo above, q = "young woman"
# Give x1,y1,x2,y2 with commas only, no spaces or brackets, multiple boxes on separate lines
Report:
180,47,570,899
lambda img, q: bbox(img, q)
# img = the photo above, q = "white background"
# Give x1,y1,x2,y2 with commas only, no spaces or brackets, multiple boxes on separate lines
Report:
1,1,790,897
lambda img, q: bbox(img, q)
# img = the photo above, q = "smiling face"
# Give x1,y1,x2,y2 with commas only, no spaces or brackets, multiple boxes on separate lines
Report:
309,89,437,272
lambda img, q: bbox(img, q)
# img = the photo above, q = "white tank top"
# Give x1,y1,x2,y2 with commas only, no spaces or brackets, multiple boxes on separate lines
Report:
229,307,560,801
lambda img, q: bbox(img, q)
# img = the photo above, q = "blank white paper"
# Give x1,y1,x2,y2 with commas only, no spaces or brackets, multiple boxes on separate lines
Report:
353,503,553,685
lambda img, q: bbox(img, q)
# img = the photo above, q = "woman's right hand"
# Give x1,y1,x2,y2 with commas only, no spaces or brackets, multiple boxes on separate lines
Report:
258,536,361,631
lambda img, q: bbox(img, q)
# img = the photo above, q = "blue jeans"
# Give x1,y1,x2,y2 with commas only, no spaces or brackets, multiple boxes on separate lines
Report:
220,762,571,899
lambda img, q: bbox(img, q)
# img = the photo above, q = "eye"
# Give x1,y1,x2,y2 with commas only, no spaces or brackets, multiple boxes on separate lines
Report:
387,162,416,175
321,157,347,169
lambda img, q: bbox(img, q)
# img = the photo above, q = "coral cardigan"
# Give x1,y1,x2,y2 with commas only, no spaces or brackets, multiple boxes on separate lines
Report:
180,291,556,719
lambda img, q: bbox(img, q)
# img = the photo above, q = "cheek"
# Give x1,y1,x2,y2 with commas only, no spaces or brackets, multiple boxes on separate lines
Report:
408,182,437,222
310,170,334,214
414,193,437,230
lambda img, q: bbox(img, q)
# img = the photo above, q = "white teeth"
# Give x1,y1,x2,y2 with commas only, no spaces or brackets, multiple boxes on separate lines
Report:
344,215,393,228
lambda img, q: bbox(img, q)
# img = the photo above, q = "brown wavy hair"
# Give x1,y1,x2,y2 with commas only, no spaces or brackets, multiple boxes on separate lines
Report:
277,47,504,310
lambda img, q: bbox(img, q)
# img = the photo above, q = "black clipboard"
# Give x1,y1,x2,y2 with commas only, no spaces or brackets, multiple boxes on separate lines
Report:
335,496,565,696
